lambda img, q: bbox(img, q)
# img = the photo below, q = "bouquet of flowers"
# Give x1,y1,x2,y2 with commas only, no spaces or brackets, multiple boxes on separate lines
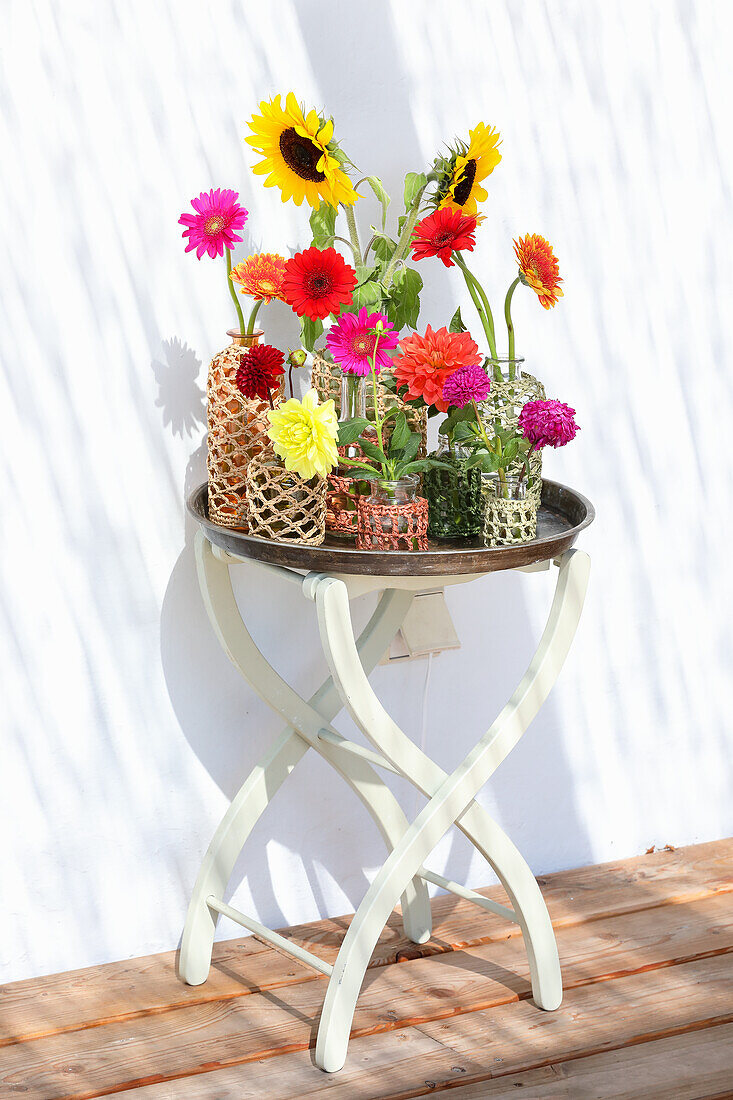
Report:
176,91,581,547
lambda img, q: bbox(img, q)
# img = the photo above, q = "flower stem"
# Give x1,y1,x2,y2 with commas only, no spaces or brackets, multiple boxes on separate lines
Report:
454,254,497,359
504,276,520,378
246,299,263,336
342,204,362,264
226,248,246,336
369,334,389,477
383,202,421,289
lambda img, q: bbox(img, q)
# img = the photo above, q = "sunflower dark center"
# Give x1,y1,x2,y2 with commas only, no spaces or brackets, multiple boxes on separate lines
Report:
279,127,326,182
306,272,332,297
453,158,477,206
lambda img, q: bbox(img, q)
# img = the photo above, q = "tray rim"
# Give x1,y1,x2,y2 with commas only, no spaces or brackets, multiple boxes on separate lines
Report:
186,479,594,577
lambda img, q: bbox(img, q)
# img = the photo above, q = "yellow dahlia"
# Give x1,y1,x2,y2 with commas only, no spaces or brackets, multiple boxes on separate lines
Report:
231,253,287,302
514,233,564,309
245,92,359,209
434,122,502,216
267,388,339,480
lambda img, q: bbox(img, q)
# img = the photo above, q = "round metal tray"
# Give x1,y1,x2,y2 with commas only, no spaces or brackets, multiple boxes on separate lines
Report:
187,479,594,577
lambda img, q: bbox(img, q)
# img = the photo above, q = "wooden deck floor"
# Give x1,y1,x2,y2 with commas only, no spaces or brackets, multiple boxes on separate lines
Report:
1,839,731,1099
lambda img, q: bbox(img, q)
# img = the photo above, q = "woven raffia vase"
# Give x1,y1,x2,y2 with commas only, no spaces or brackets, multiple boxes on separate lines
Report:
481,474,537,547
326,469,373,539
479,360,545,504
312,353,427,457
356,476,428,552
423,437,482,539
206,329,283,530
246,457,326,546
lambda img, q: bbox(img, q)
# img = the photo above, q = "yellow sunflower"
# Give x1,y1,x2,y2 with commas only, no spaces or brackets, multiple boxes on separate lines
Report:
245,92,359,209
435,122,502,216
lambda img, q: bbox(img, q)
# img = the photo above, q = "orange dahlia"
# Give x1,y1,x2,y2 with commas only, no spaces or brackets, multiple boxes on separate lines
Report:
513,234,564,309
393,326,482,413
231,253,287,302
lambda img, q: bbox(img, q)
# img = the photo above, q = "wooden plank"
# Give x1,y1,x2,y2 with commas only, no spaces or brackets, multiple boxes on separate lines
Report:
2,894,731,1099
113,960,733,1100
441,1023,733,1098
2,839,729,1048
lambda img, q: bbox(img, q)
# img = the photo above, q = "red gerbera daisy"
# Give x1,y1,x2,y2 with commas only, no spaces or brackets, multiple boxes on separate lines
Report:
282,246,357,321
411,208,477,268
235,344,285,402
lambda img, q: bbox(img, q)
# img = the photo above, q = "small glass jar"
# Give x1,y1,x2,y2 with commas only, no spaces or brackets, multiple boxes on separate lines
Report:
356,474,428,551
480,471,536,547
424,433,482,539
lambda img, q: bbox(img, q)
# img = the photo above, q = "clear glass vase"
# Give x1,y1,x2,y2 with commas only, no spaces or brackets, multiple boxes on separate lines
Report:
339,374,367,459
423,434,482,539
487,355,524,382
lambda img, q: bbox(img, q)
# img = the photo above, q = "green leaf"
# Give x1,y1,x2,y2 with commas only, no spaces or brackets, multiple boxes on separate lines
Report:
504,438,520,463
300,316,323,353
399,431,421,464
371,234,397,263
401,458,454,476
364,176,391,230
386,266,423,330
351,278,383,312
452,420,478,443
337,417,371,445
403,171,428,211
389,412,411,452
467,451,500,472
309,202,337,248
449,307,467,333
358,438,389,466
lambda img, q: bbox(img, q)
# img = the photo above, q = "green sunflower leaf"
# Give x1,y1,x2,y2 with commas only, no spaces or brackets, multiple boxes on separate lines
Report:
404,171,428,211
363,176,391,231
385,266,423,330
309,202,337,248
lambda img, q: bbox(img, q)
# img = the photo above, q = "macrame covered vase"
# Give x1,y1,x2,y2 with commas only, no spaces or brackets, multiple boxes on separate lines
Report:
312,352,427,457
481,473,537,547
356,476,428,552
245,456,326,546
207,330,283,529
326,469,373,539
479,358,545,504
423,435,482,539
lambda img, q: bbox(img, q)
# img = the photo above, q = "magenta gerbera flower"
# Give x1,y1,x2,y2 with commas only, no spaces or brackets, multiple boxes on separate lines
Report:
326,308,399,376
179,188,248,260
518,399,580,449
442,363,491,407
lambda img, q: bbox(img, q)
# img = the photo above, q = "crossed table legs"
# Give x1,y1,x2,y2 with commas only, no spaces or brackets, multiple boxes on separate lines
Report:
180,530,590,1073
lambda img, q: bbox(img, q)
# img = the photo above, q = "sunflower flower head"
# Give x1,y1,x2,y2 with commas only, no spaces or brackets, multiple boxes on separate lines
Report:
431,123,501,217
514,234,564,309
245,92,359,209
231,253,287,303
267,389,339,480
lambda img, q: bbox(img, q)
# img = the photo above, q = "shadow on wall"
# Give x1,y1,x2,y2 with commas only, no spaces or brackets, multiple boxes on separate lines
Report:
154,0,593,934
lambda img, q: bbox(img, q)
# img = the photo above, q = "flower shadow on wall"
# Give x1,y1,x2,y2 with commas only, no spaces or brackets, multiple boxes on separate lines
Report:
152,337,206,438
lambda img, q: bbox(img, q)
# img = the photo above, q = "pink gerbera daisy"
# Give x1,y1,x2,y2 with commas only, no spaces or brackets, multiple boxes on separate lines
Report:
179,188,248,260
326,308,399,376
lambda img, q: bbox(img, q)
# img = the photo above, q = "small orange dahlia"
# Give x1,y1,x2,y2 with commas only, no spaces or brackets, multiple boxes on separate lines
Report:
231,253,287,302
513,234,564,309
392,326,482,413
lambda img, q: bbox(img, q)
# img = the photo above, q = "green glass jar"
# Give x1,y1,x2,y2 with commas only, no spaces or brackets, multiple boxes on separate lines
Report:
423,434,482,539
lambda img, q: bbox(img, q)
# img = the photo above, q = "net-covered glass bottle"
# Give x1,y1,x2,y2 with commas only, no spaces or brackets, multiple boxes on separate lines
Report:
423,433,482,539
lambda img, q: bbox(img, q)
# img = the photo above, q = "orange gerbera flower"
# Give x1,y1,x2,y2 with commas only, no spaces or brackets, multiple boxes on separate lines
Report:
231,253,287,302
393,326,482,413
513,234,564,309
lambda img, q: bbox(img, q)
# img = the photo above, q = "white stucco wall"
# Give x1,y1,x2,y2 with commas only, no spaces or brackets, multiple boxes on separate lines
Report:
2,0,731,983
